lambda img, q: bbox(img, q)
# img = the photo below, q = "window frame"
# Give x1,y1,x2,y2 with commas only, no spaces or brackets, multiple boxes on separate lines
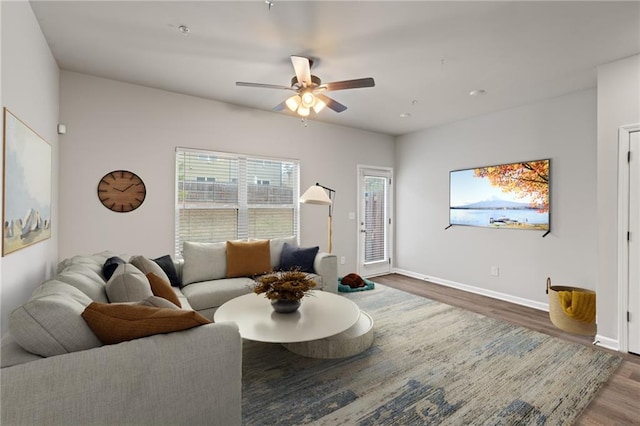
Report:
175,147,300,257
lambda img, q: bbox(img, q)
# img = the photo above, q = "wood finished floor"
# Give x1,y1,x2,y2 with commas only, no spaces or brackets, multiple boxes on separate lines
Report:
373,273,640,425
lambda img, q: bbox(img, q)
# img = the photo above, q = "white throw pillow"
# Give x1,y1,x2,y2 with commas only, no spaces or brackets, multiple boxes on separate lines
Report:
182,241,227,285
269,236,297,269
105,263,153,303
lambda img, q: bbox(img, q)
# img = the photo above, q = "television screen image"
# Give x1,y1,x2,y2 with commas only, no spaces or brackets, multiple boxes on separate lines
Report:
449,159,550,231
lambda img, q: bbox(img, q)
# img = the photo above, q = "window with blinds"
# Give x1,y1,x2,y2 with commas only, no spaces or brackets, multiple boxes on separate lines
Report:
175,148,299,256
363,175,387,263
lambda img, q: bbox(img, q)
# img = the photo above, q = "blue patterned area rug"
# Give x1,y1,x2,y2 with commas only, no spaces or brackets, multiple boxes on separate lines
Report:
241,284,621,425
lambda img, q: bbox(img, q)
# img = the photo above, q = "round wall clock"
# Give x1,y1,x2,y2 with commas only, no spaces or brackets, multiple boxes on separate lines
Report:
97,170,146,213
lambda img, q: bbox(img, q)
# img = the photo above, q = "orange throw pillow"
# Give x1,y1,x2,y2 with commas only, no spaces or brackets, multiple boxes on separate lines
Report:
146,272,182,308
81,302,211,344
226,240,272,278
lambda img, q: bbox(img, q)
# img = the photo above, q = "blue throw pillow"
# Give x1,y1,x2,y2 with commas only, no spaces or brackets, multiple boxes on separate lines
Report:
102,256,125,280
279,242,319,273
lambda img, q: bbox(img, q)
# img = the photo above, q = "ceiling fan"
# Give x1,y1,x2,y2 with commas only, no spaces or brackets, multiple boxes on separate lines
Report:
236,55,375,117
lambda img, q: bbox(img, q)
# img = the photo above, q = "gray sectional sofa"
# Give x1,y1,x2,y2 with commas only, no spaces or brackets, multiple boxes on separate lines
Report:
0,237,337,425
178,236,338,319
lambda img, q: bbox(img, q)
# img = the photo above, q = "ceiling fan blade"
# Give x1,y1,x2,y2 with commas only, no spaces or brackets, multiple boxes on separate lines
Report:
291,56,312,86
273,101,287,112
320,77,375,92
236,82,294,91
316,94,347,113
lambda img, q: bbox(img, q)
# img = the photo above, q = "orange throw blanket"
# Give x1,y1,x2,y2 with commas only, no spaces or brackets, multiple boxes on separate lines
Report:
558,290,596,324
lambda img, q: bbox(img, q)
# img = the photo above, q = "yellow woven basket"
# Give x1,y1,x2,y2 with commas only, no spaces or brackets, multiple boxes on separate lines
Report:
546,277,596,336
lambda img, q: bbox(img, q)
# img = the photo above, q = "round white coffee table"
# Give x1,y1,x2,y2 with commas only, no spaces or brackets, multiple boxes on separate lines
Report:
214,290,361,343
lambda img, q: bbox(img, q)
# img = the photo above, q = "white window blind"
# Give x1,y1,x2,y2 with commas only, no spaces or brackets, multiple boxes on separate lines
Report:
175,148,299,256
363,175,387,263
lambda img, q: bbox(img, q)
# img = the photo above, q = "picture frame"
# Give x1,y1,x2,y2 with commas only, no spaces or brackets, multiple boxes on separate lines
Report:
449,159,550,232
2,108,52,256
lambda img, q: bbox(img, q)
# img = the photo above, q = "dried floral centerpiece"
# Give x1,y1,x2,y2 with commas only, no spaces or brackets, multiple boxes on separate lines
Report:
254,270,316,313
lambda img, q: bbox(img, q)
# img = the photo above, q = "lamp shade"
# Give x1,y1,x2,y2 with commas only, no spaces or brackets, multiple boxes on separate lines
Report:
285,95,301,112
300,185,331,205
312,98,327,113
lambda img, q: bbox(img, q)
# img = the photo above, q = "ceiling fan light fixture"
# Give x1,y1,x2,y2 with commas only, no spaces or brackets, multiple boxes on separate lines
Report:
297,106,311,117
312,98,326,113
285,95,301,112
237,55,373,118
301,91,316,108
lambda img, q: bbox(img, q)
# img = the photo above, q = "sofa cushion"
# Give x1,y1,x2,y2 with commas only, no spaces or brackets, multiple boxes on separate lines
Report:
226,240,271,278
0,334,44,368
173,287,192,310
279,242,319,273
81,302,211,344
58,251,118,274
106,264,153,303
31,279,94,301
103,256,126,280
182,241,227,285
181,278,254,311
130,255,171,284
9,283,102,357
146,273,181,308
153,254,181,287
56,269,109,303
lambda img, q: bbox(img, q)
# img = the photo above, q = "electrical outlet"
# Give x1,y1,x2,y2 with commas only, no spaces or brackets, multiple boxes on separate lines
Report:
340,256,346,265
491,266,500,277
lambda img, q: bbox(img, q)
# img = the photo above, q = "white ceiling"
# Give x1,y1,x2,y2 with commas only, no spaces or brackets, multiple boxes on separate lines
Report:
30,1,640,136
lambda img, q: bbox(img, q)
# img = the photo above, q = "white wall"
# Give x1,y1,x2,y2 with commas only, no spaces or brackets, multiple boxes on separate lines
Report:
596,54,640,347
0,1,60,333
58,72,394,275
395,90,597,309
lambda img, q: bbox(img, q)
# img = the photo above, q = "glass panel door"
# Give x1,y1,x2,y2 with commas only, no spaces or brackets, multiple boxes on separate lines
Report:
358,166,392,277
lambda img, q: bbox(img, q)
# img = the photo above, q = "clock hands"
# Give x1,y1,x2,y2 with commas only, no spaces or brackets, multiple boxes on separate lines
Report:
114,183,142,192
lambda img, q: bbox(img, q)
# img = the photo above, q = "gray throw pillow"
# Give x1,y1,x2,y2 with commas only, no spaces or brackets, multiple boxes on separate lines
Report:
105,263,153,303
130,255,170,284
9,284,102,357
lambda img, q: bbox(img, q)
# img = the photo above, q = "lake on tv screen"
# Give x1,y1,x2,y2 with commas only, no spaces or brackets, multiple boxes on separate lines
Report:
450,208,549,229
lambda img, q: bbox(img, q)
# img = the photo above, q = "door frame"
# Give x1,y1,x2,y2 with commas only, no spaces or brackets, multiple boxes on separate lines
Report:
617,123,640,353
356,164,393,278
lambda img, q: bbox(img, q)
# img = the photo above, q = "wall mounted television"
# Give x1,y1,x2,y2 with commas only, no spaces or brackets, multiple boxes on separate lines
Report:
449,159,550,232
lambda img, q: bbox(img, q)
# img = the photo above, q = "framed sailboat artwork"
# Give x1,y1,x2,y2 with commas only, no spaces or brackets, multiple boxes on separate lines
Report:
2,108,52,256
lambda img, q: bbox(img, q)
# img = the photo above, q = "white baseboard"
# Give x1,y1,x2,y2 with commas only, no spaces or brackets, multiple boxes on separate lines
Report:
593,335,619,351
392,268,549,312
391,268,624,353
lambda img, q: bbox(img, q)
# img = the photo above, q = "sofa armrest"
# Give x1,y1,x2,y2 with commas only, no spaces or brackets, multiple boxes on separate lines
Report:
1,323,242,426
314,252,338,293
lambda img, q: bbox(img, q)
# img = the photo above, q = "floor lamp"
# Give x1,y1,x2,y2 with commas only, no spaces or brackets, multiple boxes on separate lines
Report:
300,183,335,253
